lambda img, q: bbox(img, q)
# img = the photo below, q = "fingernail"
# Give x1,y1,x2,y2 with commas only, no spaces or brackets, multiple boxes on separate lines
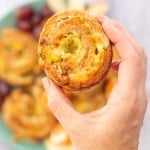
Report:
102,21,119,33
42,77,51,92
96,15,108,20
103,21,113,28
96,15,104,20
96,17,104,24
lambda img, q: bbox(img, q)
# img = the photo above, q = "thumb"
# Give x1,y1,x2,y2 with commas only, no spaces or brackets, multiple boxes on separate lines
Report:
42,77,81,131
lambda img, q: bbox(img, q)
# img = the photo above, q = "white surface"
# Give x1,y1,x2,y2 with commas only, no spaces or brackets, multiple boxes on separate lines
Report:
0,0,150,150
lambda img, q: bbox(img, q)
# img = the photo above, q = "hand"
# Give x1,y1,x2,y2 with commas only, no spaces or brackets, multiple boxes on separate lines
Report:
42,15,147,150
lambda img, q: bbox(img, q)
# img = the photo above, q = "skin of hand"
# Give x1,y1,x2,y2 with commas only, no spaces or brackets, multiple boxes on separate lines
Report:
42,15,147,150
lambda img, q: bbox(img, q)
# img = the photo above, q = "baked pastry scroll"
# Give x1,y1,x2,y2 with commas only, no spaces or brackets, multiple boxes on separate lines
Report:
0,29,38,86
2,79,56,140
38,10,112,90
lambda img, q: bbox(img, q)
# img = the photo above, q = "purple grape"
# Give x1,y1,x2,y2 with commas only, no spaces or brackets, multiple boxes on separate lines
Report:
17,20,33,32
0,80,11,101
32,25,42,39
16,6,34,20
31,14,42,26
40,5,53,18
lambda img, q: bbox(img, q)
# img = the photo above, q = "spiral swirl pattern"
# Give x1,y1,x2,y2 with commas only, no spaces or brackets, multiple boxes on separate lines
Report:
2,79,56,140
0,29,38,86
38,10,112,90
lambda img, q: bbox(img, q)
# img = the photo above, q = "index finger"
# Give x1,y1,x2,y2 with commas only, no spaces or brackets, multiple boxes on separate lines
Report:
104,21,146,84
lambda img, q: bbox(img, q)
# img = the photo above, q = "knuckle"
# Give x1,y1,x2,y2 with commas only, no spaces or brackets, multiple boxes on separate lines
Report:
135,44,146,59
131,103,140,114
131,46,147,68
48,98,59,114
69,116,87,136
133,102,147,125
127,92,147,119
142,50,147,64
142,94,148,110
112,19,124,28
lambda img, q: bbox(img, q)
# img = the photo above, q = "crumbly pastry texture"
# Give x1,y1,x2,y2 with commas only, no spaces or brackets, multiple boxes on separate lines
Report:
38,10,112,91
2,79,56,140
0,29,38,86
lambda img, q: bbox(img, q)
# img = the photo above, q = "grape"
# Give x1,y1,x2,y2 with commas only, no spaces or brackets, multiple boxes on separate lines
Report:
31,14,42,26
16,6,34,20
0,80,11,101
40,5,53,18
32,25,42,39
17,20,33,32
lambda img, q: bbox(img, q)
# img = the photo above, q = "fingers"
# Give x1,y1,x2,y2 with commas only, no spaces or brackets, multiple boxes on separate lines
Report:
42,77,81,130
96,15,138,47
102,21,135,59
96,15,147,105
104,21,146,87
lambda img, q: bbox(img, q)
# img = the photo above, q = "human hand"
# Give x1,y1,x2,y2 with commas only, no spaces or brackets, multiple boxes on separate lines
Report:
42,15,147,150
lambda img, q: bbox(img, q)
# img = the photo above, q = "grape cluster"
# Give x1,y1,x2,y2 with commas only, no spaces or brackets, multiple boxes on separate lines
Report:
16,5,54,39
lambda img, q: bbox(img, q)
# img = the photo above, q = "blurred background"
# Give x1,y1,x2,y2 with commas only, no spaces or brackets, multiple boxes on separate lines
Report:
0,0,149,150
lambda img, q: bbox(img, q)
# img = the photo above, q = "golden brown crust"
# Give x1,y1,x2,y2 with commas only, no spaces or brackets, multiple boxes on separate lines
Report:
2,79,56,141
0,28,38,86
38,10,112,91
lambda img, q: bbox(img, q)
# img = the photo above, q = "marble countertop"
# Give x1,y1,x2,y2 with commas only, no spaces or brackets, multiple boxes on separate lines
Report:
0,0,150,150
